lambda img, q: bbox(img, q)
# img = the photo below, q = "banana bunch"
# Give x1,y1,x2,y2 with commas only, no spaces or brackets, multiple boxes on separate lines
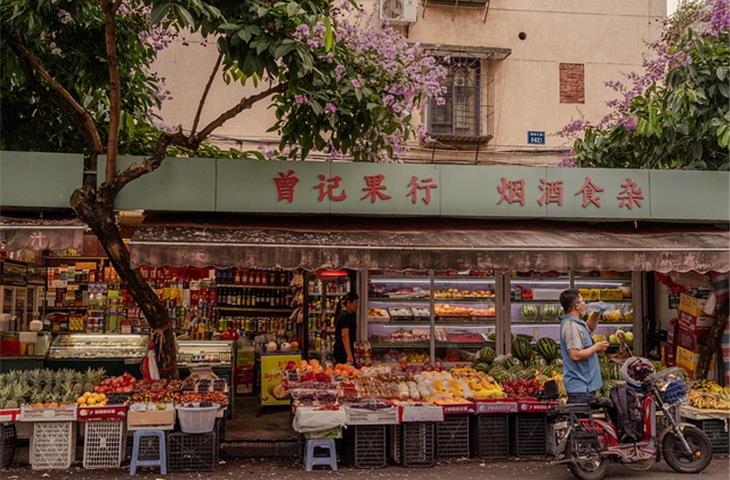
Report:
692,380,729,394
688,389,730,410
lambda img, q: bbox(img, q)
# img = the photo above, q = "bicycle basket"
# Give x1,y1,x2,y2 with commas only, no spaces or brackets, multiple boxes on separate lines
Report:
658,378,687,406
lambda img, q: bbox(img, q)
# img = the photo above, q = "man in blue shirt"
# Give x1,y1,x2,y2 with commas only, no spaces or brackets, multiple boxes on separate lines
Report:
559,289,609,404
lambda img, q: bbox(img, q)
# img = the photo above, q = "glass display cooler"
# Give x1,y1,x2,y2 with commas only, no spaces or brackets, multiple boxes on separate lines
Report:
46,333,148,376
178,339,236,410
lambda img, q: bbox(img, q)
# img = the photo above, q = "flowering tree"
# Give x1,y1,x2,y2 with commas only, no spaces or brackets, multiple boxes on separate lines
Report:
1,0,446,376
560,0,729,170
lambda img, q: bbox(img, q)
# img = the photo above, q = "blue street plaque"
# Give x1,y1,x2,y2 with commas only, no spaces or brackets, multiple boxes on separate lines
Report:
527,131,545,145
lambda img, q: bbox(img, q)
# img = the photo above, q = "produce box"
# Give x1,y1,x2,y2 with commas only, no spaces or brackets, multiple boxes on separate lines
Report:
20,405,77,422
345,406,399,425
77,405,127,422
679,290,713,317
400,404,444,423
676,347,717,380
600,289,623,301
678,311,716,333
676,326,710,353
0,408,21,423
127,403,175,428
473,400,518,414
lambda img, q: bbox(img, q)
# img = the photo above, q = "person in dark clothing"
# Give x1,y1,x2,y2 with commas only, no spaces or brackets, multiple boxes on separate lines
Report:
333,292,359,365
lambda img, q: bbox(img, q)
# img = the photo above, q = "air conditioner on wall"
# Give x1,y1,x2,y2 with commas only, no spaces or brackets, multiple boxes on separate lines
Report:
380,0,418,24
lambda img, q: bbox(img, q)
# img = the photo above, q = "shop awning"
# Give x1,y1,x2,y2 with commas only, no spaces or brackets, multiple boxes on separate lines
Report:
0,216,86,261
128,216,730,273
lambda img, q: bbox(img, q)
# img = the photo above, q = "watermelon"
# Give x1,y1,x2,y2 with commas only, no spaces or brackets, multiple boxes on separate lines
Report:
487,332,497,342
516,369,534,381
519,304,537,321
478,346,496,364
473,362,491,373
511,337,533,364
535,337,559,363
488,366,510,382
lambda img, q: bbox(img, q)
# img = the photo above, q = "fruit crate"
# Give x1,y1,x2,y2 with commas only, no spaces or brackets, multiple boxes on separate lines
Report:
397,422,435,468
510,413,547,456
347,425,386,468
687,419,729,455
470,413,510,458
436,413,469,459
29,421,76,470
1,424,16,469
167,431,218,472
82,420,126,469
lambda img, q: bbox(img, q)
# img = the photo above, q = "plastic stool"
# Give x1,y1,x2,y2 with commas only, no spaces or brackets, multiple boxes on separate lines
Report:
129,429,167,476
304,438,337,471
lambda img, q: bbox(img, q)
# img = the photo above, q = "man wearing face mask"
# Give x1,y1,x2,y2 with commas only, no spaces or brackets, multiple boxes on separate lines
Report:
559,289,610,404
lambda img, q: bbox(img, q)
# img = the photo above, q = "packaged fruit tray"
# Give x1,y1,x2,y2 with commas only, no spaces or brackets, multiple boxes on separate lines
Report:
180,378,228,393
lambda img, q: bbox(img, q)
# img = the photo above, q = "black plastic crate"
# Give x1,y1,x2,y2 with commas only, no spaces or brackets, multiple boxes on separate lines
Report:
348,425,386,468
688,419,729,456
167,431,217,472
1,424,16,469
401,422,435,467
511,413,547,456
436,414,470,459
471,413,510,458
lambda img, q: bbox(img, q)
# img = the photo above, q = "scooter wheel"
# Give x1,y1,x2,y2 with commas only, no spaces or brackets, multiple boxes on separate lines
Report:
662,424,713,474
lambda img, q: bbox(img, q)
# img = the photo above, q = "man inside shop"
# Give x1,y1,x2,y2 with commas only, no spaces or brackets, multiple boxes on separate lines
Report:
559,289,610,403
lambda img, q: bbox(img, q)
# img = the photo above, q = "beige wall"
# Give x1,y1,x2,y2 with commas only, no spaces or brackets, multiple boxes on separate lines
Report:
153,0,666,163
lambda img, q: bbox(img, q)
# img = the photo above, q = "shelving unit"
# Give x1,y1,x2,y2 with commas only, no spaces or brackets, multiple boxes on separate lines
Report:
305,271,353,361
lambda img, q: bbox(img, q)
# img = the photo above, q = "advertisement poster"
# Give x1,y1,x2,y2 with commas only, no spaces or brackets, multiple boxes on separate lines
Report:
260,353,300,406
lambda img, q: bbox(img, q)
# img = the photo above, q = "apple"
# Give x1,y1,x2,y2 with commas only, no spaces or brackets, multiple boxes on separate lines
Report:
625,331,634,343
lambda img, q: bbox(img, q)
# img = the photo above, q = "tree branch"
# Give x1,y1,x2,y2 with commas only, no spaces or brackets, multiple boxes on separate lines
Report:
8,36,103,155
191,53,224,137
112,0,124,13
193,83,286,143
102,0,122,183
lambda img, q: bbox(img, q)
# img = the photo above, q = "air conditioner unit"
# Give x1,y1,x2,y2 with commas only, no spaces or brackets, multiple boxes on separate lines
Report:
380,0,418,24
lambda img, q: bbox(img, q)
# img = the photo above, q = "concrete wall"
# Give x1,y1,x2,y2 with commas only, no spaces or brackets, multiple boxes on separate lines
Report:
152,0,666,163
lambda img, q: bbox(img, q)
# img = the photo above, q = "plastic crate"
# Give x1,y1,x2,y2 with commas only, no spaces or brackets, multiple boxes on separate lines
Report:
168,431,217,472
687,419,729,456
511,413,547,456
470,413,510,458
436,413,469,459
388,425,401,464
82,420,126,469
400,422,435,468
30,421,76,470
1,424,16,469
349,425,386,468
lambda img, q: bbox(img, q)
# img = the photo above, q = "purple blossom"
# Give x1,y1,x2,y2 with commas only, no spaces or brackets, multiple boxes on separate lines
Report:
49,42,62,55
350,78,362,89
292,24,310,41
558,156,577,168
622,116,637,131
57,9,72,24
294,94,307,105
324,102,337,114
704,0,730,37
334,64,346,81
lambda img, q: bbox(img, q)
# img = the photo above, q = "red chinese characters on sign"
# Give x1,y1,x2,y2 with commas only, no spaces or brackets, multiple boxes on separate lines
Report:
360,174,391,203
406,176,438,205
537,179,564,206
575,176,604,208
314,175,347,202
273,170,299,203
497,177,526,206
617,177,644,209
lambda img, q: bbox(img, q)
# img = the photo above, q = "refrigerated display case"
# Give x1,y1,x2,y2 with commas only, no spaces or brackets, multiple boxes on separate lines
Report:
508,272,635,347
1,259,43,332
178,340,236,411
306,271,352,360
367,271,496,366
46,333,148,376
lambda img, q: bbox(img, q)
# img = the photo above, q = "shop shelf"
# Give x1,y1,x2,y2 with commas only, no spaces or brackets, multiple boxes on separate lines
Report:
168,431,218,472
347,425,386,469
1,424,16,469
510,413,548,456
217,284,290,289
470,413,510,458
215,307,292,313
369,343,430,349
82,420,126,469
436,413,469,459
687,419,729,455
30,421,76,470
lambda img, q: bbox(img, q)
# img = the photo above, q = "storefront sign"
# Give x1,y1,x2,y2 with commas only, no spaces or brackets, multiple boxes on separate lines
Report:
2,152,728,221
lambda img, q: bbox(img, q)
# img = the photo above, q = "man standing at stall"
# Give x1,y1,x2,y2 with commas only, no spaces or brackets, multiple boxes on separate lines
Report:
559,289,609,403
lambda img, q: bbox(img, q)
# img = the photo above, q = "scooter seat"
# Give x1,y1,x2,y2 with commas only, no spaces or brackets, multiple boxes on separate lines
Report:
590,397,614,410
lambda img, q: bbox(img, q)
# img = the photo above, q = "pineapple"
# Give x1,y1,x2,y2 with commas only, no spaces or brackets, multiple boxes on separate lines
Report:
30,387,46,409
8,381,29,408
83,367,105,392
61,381,77,405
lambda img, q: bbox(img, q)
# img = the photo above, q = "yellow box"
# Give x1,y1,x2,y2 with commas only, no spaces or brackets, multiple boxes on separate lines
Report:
679,292,711,317
675,346,716,380
600,289,624,301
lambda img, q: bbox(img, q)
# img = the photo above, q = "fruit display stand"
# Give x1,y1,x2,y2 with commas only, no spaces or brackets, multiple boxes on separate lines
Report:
680,405,730,456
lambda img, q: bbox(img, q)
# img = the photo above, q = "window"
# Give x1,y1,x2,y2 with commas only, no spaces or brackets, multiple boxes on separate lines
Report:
427,58,480,137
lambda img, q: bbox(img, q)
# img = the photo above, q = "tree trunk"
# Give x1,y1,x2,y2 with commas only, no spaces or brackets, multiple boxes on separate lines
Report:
71,184,179,378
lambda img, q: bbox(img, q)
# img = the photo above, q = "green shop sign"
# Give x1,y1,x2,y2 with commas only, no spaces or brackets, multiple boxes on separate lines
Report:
1,151,728,221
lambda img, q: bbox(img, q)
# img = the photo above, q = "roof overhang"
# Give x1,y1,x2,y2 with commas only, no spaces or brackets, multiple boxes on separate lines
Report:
421,44,512,60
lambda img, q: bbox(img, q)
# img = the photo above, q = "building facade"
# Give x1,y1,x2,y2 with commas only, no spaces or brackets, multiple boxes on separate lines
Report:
153,0,666,165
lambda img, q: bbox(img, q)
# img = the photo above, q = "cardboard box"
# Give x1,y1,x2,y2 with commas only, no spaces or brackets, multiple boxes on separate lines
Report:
676,326,710,353
679,290,712,317
127,407,175,427
676,346,717,380
678,311,716,333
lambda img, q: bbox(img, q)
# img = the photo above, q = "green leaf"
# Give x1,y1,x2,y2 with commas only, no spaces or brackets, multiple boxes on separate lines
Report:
717,67,727,82
274,43,297,58
324,21,335,51
175,5,195,28
220,23,240,32
676,123,689,136
718,82,730,99
286,2,301,16
150,3,170,24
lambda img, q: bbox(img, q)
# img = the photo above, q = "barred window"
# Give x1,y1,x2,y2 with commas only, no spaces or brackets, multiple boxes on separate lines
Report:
427,58,480,137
